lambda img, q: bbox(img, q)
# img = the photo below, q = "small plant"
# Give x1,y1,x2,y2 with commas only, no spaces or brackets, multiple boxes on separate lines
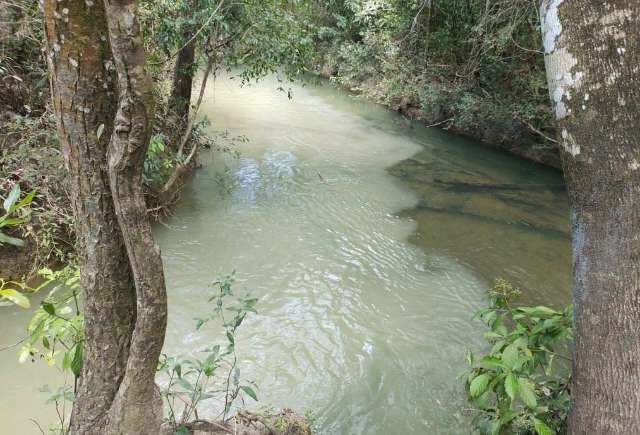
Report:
0,183,35,247
158,272,259,432
19,266,83,434
143,133,176,186
461,279,572,435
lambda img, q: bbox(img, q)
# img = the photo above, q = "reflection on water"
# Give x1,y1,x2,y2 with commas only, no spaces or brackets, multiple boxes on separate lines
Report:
0,74,570,434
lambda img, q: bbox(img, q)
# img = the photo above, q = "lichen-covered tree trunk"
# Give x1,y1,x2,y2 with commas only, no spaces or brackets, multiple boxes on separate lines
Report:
42,0,137,432
539,1,640,433
102,0,168,433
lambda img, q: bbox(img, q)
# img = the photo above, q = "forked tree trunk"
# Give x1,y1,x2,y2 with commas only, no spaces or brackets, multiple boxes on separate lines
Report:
44,0,168,433
42,0,137,432
539,1,640,433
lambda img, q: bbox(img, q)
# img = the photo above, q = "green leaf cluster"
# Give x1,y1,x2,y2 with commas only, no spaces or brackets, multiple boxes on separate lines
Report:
19,266,83,377
0,183,36,247
461,279,572,435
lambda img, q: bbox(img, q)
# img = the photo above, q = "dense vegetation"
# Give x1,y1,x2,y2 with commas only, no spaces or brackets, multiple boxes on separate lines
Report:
302,0,559,166
2,1,639,434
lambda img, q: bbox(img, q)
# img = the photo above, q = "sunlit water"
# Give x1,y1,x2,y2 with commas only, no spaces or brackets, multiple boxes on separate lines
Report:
0,74,571,434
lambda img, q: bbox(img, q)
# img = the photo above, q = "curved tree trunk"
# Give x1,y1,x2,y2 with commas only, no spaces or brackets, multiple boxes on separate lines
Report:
539,1,640,433
44,0,167,433
103,0,168,433
43,0,137,432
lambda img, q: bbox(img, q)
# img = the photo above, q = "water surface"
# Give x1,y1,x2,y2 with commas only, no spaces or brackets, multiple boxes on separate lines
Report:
0,74,571,434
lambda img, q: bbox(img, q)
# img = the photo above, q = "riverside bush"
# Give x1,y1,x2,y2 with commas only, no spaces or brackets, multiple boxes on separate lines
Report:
461,280,572,435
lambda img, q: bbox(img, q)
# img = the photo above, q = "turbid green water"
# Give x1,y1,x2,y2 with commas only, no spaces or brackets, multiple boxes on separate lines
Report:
0,74,570,434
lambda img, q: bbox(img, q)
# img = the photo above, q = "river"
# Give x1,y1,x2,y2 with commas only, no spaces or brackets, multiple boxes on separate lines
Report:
0,74,571,434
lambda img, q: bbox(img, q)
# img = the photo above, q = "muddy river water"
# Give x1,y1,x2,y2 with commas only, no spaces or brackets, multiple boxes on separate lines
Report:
0,74,571,434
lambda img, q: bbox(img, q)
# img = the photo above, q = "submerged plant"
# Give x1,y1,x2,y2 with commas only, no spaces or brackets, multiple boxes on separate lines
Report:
461,279,572,435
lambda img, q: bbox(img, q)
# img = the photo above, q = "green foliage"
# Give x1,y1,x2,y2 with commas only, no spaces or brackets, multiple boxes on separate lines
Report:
144,133,177,186
461,280,572,434
0,277,31,308
0,183,35,247
10,266,83,434
1,113,74,269
141,0,315,84
19,266,83,373
305,0,555,150
158,272,259,431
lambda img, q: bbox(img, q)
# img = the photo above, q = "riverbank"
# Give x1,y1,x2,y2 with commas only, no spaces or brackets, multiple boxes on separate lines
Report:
314,59,561,169
0,109,202,281
304,1,560,169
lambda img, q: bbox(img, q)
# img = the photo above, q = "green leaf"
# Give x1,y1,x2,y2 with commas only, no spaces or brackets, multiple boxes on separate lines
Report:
498,410,519,426
502,343,519,369
517,306,559,318
0,289,30,308
480,356,504,370
62,350,72,370
240,385,258,401
177,377,194,392
14,190,35,210
505,373,518,401
4,184,20,212
518,378,537,409
1,217,26,226
42,302,56,315
0,231,25,247
70,342,83,377
465,350,474,366
469,373,491,399
533,418,554,435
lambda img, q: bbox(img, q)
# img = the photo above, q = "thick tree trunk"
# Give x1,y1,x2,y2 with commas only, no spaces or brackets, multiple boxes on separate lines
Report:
168,35,196,137
42,1,137,432
539,1,640,433
103,0,168,433
45,0,167,433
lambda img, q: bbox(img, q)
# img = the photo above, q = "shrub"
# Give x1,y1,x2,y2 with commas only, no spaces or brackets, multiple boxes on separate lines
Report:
461,279,572,435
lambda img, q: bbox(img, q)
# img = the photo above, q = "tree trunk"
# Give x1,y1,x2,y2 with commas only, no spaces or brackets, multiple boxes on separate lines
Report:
539,1,640,433
44,0,167,433
42,0,137,432
168,34,196,138
102,0,168,433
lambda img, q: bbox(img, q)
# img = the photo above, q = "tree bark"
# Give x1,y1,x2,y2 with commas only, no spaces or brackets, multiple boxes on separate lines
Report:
102,0,168,433
44,0,167,433
168,34,196,138
539,1,640,433
42,0,137,432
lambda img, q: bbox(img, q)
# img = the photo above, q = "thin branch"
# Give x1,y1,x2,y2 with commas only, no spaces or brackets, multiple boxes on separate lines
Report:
29,419,46,435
